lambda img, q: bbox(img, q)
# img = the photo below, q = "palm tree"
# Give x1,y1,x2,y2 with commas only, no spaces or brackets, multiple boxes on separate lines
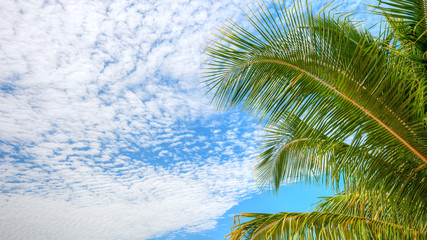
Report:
204,0,427,239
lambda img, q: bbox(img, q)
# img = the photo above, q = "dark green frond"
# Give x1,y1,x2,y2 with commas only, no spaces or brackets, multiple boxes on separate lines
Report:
370,0,427,64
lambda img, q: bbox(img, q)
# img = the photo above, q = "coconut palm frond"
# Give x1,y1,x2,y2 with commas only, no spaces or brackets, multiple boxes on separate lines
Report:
370,0,427,63
204,0,427,166
255,115,427,220
314,190,427,231
227,211,424,240
203,0,427,239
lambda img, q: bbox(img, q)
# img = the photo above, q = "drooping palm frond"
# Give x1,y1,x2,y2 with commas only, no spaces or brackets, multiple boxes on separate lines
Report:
204,0,427,165
228,211,425,240
370,0,427,63
205,0,427,198
227,188,427,239
255,115,427,223
369,0,427,115
314,190,427,232
203,0,427,239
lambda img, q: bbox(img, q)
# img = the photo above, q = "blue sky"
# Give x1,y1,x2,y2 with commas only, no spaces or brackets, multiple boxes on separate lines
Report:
0,0,379,239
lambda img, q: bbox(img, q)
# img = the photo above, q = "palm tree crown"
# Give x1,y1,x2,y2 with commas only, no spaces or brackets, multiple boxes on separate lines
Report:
204,0,427,239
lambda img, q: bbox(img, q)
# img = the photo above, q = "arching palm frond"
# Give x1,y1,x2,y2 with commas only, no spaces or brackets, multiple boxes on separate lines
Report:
314,190,427,231
255,115,427,222
205,0,426,164
228,211,424,240
371,0,427,64
227,189,427,239
203,0,427,239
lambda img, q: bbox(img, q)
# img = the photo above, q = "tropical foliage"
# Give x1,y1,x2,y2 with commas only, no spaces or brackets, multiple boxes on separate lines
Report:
204,0,427,239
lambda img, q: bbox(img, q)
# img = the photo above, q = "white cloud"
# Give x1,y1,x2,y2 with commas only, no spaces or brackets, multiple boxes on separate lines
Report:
0,152,257,240
0,1,260,239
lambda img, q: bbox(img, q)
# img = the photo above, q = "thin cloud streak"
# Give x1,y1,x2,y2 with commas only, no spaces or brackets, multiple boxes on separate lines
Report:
0,0,262,239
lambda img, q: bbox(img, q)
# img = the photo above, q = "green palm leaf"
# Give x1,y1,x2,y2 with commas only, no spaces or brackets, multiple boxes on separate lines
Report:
255,115,427,222
370,0,427,64
205,1,427,162
228,211,424,240
314,190,427,231
203,0,427,238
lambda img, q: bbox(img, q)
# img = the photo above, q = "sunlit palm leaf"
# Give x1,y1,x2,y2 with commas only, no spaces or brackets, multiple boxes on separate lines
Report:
203,0,427,239
370,0,427,63
256,115,427,223
205,0,427,201
228,211,424,240
205,0,427,163
314,190,427,231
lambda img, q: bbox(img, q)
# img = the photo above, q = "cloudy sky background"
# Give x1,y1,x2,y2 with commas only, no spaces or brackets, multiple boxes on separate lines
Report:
0,0,379,239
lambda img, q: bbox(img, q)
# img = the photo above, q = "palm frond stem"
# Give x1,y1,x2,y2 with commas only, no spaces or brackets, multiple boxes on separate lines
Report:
398,163,426,197
234,58,427,164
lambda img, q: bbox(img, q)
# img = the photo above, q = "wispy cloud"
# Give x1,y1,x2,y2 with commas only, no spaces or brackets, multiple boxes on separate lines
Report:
0,0,263,239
